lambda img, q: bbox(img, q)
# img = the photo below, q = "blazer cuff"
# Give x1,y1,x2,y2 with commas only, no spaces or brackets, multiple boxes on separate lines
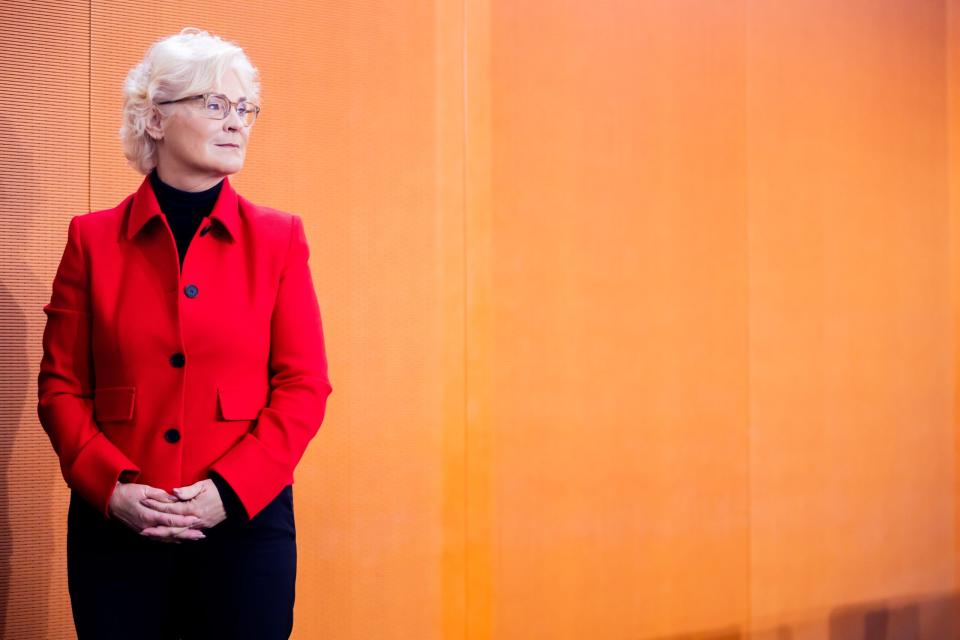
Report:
210,434,291,520
209,470,249,521
68,432,141,519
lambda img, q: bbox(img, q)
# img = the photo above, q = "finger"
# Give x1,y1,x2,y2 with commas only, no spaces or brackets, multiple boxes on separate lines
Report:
142,526,205,541
141,501,203,527
140,498,193,515
140,527,183,544
173,483,203,500
178,528,206,541
141,525,178,537
141,525,189,539
144,507,197,525
149,512,202,528
143,486,178,502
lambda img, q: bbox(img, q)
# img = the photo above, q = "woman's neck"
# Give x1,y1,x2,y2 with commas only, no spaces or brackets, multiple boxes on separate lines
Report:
149,167,223,217
153,163,226,192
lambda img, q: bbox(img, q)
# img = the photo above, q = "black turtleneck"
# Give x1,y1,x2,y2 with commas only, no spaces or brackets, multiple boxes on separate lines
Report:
149,167,223,272
147,167,249,523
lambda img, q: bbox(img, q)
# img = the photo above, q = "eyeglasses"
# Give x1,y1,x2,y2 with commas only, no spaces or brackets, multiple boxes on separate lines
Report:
155,93,261,126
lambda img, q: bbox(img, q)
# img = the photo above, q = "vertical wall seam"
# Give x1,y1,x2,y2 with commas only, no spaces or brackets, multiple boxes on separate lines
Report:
744,0,753,629
945,0,959,592
461,0,470,635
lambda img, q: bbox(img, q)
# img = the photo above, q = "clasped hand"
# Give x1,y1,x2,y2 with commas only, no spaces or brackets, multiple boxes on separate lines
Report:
108,479,227,543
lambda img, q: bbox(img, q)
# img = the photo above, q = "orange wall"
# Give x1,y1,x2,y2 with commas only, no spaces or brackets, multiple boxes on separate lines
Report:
2,1,959,638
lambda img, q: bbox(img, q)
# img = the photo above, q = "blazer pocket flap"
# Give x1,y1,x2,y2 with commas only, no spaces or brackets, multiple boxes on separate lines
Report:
93,386,136,422
217,383,269,420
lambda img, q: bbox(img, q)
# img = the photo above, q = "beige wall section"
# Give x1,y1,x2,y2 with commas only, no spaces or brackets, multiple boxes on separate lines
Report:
954,0,960,611
483,0,956,637
483,1,750,637
748,1,955,634
465,0,495,638
4,1,959,638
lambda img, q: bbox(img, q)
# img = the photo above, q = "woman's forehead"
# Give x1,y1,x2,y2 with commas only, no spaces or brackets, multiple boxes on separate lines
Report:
210,70,254,101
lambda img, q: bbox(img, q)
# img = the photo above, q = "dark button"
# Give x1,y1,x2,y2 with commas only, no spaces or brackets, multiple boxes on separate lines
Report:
164,428,181,443
184,284,199,298
169,352,185,367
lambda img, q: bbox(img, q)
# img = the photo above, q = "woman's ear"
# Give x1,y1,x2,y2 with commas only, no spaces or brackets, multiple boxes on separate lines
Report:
145,105,164,141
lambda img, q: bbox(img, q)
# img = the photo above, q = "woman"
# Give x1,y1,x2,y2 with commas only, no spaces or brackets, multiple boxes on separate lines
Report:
36,27,332,639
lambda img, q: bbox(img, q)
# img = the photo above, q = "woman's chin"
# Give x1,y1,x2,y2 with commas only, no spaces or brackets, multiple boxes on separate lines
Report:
204,160,244,175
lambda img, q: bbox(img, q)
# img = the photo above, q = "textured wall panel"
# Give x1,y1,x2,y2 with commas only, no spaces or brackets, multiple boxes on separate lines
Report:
0,2,90,638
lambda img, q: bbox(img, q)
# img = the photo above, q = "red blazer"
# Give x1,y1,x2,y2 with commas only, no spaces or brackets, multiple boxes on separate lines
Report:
37,174,332,520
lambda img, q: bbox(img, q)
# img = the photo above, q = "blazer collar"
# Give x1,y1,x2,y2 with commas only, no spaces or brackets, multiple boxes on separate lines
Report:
126,172,240,241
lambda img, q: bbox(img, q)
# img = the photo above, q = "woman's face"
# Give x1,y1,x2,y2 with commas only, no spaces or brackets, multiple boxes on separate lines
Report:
151,69,254,188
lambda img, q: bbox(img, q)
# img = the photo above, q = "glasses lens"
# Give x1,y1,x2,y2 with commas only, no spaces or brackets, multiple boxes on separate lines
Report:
204,95,230,119
238,102,258,126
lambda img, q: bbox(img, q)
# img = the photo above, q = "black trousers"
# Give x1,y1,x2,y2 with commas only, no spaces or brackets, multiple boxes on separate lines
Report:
67,484,297,640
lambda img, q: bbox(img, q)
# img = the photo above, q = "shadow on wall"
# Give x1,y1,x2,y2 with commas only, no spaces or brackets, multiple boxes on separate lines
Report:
642,590,960,640
0,113,57,638
0,283,31,639
827,591,960,639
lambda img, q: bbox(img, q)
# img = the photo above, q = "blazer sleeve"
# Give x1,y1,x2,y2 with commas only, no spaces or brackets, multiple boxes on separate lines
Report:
209,470,248,522
210,214,332,520
37,215,141,519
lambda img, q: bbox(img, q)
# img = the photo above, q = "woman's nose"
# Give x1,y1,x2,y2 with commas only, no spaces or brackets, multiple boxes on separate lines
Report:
223,107,243,130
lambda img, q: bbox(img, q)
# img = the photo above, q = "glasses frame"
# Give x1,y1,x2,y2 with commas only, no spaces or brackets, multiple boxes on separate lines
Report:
155,93,261,126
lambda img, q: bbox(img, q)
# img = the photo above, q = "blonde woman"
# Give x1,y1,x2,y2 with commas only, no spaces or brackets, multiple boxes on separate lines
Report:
37,27,331,639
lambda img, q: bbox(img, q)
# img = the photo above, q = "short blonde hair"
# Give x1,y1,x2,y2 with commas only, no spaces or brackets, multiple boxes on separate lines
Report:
119,27,261,175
